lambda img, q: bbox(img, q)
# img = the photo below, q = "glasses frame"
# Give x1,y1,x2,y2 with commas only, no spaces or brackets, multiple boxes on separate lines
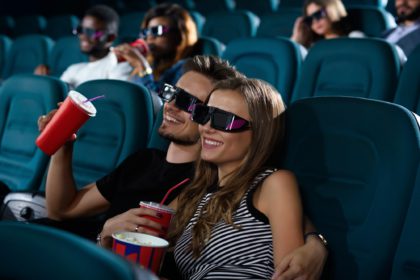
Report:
73,25,107,41
303,9,327,25
139,25,171,39
159,83,203,113
191,104,252,133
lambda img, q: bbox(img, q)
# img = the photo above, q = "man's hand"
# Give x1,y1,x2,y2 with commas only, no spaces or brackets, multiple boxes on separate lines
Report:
272,235,328,280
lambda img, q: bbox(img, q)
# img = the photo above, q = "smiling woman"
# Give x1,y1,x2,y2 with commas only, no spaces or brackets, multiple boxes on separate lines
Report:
165,77,304,279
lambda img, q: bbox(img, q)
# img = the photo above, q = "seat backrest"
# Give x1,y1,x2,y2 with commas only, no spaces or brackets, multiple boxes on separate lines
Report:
189,10,205,35
346,7,396,37
202,11,260,44
13,15,47,37
291,38,400,103
192,36,226,57
257,8,301,38
49,35,88,77
279,96,420,279
342,0,387,7
223,37,303,105
119,12,145,43
4,34,54,78
0,222,158,280
234,0,279,16
147,106,170,152
393,45,420,115
391,165,420,280
0,16,15,37
45,14,79,40
0,74,67,191
0,35,12,79
71,80,154,188
194,0,235,16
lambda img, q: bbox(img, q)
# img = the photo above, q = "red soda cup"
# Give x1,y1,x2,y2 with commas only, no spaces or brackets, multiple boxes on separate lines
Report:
139,201,175,238
36,90,97,155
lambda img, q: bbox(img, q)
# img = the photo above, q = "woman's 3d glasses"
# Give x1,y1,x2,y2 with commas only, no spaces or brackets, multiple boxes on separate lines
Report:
304,9,327,25
139,25,171,39
191,104,251,132
73,26,107,40
159,83,203,113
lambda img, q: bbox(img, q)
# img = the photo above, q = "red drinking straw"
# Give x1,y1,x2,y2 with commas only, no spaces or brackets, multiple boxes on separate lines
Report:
160,178,190,205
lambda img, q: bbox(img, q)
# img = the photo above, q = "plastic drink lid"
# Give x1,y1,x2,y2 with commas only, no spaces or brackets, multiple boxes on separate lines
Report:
140,201,175,214
68,90,97,117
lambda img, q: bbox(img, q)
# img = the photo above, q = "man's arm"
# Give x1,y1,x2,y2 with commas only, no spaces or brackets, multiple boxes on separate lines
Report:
40,111,109,220
272,217,328,280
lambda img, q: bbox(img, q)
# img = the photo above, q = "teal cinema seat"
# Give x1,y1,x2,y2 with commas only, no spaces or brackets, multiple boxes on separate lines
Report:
223,37,303,105
280,96,420,279
393,45,420,115
49,36,88,77
0,222,158,280
4,34,54,78
290,38,400,103
0,74,67,191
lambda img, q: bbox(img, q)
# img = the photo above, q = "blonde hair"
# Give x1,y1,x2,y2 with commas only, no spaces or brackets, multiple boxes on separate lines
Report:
169,78,286,257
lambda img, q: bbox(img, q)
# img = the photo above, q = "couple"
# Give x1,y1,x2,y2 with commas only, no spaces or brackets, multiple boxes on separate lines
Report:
39,55,327,279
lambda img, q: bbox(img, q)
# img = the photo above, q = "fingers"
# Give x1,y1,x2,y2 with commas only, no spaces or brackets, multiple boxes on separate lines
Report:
276,265,304,280
37,109,57,132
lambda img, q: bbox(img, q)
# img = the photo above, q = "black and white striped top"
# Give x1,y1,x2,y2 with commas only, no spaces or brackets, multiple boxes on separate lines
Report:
174,169,276,279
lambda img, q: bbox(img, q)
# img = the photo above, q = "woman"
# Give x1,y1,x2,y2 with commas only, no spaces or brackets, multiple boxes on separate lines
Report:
159,78,304,279
291,0,361,49
114,3,198,93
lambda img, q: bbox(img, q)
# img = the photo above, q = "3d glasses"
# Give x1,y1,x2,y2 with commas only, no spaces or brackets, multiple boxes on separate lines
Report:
159,83,203,113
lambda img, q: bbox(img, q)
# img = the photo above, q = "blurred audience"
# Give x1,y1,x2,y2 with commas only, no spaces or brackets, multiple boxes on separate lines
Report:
291,0,363,49
113,3,198,95
383,0,420,57
35,5,132,89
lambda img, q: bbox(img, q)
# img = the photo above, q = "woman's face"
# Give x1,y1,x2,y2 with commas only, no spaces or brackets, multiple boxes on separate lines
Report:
144,16,177,58
305,3,333,36
199,89,252,173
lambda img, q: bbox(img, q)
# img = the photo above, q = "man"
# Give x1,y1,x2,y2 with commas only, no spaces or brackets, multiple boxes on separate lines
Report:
39,55,327,279
383,0,420,57
35,5,132,89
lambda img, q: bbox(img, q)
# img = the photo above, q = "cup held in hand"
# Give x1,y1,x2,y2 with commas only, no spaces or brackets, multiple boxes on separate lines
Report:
35,90,97,156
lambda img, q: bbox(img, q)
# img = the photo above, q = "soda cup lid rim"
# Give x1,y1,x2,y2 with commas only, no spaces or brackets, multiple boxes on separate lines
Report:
68,90,97,117
112,231,169,247
139,201,175,214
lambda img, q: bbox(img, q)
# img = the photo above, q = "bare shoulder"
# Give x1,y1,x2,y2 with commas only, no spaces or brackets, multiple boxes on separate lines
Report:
261,169,298,192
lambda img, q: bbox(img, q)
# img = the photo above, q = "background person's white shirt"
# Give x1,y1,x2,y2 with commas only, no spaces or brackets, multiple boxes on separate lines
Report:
60,52,132,89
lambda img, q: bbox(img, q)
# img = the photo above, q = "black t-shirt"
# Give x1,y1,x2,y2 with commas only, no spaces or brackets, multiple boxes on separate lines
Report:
97,148,194,220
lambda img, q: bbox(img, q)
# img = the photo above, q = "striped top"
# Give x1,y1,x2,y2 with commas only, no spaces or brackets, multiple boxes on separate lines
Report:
174,169,276,279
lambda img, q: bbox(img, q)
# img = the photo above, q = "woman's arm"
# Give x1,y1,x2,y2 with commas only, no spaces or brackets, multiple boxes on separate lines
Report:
254,170,304,265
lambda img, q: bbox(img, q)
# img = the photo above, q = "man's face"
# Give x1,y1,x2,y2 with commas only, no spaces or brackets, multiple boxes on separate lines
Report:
158,71,213,145
77,15,110,55
396,0,420,22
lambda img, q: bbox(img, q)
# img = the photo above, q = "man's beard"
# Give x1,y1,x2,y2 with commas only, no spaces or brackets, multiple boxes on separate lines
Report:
397,5,420,23
82,44,109,57
158,127,200,146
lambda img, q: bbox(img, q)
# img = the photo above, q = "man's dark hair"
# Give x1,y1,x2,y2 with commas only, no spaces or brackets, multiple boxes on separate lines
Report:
183,55,245,83
85,5,119,35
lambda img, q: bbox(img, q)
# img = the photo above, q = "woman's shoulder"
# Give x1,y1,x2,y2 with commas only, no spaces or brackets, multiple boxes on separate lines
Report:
259,169,299,195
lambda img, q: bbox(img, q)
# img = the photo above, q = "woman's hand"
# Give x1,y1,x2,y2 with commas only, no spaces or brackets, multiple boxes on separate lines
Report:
291,16,309,45
99,207,163,248
113,43,151,72
38,104,77,142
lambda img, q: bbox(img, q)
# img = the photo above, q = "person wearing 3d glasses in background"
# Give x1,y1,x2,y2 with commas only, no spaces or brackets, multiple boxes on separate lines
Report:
34,5,132,89
291,0,364,49
113,3,198,114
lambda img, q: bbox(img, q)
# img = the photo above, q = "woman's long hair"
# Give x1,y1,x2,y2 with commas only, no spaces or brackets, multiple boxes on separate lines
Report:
141,3,198,78
169,78,286,258
301,0,349,48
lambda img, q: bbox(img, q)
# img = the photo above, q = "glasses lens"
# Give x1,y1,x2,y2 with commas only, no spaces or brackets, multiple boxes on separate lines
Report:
175,90,198,113
211,108,250,132
313,10,325,20
192,104,210,125
159,84,177,102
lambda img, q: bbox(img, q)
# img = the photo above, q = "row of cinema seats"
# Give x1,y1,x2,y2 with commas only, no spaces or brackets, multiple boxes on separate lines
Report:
1,5,396,44
0,94,418,279
0,38,418,193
